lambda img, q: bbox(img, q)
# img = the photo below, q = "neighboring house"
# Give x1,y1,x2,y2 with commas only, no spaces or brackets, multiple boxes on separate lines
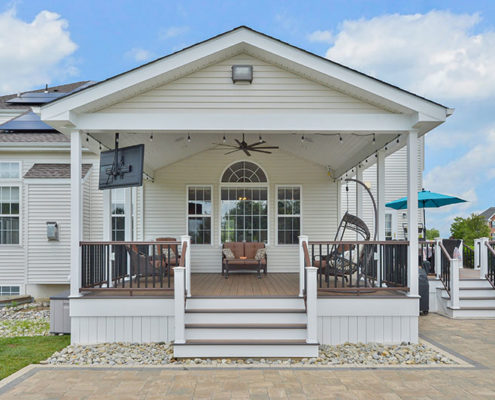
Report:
37,26,452,357
481,207,495,240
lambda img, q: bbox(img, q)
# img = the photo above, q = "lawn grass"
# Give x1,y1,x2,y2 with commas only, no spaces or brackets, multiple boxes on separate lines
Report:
0,336,70,380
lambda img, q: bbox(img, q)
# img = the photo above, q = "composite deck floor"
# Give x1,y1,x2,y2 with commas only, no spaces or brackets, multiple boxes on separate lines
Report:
82,272,407,297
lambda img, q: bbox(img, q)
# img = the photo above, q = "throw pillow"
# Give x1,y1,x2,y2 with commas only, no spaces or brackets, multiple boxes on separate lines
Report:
255,248,266,261
223,248,235,260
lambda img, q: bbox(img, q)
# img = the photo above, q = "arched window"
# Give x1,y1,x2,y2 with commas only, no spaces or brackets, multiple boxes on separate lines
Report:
221,161,267,183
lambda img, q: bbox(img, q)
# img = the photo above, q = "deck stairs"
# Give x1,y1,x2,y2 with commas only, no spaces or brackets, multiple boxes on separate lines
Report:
437,277,495,318
173,296,319,358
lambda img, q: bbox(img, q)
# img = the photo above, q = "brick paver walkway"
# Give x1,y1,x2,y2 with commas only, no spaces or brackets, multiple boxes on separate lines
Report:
1,314,494,399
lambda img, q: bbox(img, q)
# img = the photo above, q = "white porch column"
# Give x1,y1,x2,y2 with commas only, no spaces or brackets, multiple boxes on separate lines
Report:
376,150,386,241
70,130,82,298
298,235,309,297
305,266,318,343
480,237,489,279
434,238,442,279
174,266,186,343
407,130,419,297
180,235,191,297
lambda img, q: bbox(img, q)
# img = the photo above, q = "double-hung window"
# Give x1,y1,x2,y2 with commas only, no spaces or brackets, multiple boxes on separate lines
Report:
111,188,126,241
277,186,301,245
0,162,20,245
188,186,212,244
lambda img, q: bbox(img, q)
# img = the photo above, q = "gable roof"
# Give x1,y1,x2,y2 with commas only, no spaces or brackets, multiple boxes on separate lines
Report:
24,163,92,179
481,207,495,220
0,132,68,143
45,26,448,110
41,26,451,126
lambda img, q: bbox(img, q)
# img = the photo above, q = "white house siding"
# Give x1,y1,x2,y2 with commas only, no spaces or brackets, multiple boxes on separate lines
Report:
26,183,70,284
101,54,391,115
0,150,102,295
142,149,338,273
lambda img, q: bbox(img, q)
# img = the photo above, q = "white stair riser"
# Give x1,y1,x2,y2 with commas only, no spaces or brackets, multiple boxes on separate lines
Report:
459,299,495,308
174,344,319,358
185,328,307,340
458,280,492,288
441,289,495,297
186,298,304,310
185,313,307,324
449,309,495,319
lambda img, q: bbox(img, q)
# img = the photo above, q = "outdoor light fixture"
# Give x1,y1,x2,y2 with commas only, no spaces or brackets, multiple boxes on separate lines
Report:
187,134,191,143
339,134,343,143
259,135,263,143
301,135,305,143
232,65,253,83
223,135,226,143
149,134,153,142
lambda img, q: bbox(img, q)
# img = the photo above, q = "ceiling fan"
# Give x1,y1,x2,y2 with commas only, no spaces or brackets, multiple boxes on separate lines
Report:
213,134,279,156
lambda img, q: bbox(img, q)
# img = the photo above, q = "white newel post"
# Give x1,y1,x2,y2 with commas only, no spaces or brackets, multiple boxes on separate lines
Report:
180,235,191,297
474,238,481,270
480,237,489,279
450,257,460,309
174,266,186,343
459,240,464,268
407,130,419,297
70,130,82,298
434,238,442,279
305,266,318,343
298,235,309,297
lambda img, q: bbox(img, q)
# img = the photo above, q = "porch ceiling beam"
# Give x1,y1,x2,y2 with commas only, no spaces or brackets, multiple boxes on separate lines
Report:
60,112,420,133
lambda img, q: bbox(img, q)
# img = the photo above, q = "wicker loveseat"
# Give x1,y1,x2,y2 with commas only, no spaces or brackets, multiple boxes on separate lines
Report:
222,242,267,279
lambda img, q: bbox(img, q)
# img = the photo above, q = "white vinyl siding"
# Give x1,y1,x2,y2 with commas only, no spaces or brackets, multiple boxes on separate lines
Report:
101,54,391,114
143,149,337,273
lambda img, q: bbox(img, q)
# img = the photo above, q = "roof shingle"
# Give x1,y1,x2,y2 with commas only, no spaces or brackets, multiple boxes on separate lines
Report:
24,163,92,179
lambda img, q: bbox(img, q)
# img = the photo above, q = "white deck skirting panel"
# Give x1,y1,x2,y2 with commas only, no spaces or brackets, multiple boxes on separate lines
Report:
70,298,175,344
317,297,419,345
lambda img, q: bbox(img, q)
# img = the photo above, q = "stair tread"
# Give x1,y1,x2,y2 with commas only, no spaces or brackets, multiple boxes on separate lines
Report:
185,323,306,329
448,306,495,310
459,297,495,300
175,339,317,345
438,287,493,290
186,308,306,313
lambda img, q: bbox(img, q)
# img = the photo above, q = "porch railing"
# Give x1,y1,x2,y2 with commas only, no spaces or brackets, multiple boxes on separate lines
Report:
462,243,475,269
486,241,495,288
80,240,187,294
419,240,436,274
306,240,409,291
439,242,452,294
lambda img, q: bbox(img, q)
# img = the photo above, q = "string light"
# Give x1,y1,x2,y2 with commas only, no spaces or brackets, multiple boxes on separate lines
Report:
187,134,191,143
373,133,376,143
301,135,305,143
339,134,343,143
149,134,153,142
259,135,263,143
222,135,226,143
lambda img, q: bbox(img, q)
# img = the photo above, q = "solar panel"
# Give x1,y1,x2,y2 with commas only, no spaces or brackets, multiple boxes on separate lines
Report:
6,92,66,104
0,111,55,132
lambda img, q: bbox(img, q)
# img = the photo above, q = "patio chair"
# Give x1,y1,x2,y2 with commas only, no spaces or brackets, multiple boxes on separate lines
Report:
314,211,375,285
156,237,180,267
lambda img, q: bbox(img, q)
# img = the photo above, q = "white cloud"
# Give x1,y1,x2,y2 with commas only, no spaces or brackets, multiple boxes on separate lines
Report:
0,8,78,94
125,47,153,62
159,26,189,40
325,11,495,100
307,30,333,43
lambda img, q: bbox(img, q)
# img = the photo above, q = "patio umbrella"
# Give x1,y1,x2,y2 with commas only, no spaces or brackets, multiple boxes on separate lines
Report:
385,190,467,238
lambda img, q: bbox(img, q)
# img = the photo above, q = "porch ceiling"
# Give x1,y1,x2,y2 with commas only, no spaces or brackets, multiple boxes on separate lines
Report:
87,131,400,178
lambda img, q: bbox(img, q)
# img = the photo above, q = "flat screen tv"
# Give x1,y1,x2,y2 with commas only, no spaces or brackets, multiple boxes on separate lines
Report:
98,144,144,190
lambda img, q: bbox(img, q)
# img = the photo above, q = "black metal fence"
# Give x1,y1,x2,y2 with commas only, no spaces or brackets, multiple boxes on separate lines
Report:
439,242,452,293
80,241,182,292
487,242,495,288
308,241,409,290
463,244,475,269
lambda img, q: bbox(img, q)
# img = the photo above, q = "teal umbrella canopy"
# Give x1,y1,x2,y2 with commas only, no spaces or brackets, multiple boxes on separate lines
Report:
385,190,467,210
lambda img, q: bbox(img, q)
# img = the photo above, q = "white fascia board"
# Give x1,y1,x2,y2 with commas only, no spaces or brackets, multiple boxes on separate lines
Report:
40,28,448,124
70,111,416,133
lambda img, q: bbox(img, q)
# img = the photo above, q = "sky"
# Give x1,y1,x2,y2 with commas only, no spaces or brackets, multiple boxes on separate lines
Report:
1,0,494,236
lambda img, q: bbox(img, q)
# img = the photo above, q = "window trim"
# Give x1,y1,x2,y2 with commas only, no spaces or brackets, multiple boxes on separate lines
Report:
0,161,21,181
110,188,127,242
0,184,22,246
220,160,268,184
275,185,302,246
385,209,398,240
186,184,213,246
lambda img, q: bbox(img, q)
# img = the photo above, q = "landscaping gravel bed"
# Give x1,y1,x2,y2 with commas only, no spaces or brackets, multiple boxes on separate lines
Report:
43,341,457,367
0,302,50,337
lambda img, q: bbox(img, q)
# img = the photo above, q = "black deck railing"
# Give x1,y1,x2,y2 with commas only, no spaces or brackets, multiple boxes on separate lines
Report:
463,243,475,269
439,242,452,294
419,241,436,274
487,242,495,288
80,241,183,293
308,241,409,291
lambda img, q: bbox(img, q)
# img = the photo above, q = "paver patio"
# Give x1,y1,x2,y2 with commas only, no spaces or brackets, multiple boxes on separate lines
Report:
1,314,494,399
